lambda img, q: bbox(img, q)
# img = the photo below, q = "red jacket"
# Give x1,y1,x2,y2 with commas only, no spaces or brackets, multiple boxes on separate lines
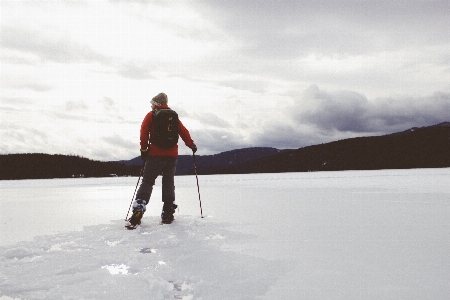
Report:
140,105,195,157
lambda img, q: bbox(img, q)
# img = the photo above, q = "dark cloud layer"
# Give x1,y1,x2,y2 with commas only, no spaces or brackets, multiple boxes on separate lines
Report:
195,85,450,153
197,0,450,59
293,85,450,134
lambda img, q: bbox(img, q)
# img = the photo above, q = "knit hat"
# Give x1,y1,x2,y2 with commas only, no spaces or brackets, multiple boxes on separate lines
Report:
151,93,168,106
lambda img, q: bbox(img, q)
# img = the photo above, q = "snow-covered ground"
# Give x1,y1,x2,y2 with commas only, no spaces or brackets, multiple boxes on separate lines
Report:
1,169,449,299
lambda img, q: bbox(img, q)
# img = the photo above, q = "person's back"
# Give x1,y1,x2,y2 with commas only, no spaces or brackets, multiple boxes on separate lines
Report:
151,108,179,149
127,93,197,227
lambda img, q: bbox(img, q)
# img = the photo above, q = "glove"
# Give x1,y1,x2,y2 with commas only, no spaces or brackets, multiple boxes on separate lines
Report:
140,149,148,161
190,144,197,154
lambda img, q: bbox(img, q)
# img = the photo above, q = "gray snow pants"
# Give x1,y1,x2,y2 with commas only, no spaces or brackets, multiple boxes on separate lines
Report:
135,156,178,207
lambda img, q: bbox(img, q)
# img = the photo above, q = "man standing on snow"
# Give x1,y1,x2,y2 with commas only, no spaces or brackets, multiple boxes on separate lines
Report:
128,93,197,226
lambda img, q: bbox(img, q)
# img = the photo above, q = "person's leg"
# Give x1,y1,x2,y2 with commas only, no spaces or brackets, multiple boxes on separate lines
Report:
135,156,165,203
161,157,178,223
129,157,164,225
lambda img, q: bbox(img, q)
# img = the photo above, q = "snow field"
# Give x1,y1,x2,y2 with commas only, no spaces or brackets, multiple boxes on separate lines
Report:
1,168,449,299
1,217,286,300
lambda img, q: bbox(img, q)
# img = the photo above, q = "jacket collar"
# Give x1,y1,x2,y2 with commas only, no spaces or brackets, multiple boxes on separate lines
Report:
153,105,170,111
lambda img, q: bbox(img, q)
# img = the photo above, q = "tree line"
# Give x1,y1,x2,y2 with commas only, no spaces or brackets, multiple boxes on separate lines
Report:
0,154,141,180
1,122,449,180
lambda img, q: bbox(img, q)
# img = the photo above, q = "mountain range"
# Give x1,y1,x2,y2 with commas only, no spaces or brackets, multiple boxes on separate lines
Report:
119,146,289,175
1,122,449,180
122,122,450,175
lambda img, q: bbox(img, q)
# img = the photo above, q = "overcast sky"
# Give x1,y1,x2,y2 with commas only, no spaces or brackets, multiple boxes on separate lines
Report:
1,0,449,161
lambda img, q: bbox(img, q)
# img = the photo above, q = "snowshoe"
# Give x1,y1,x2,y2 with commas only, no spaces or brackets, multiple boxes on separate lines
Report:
127,210,143,227
125,223,139,230
161,214,174,224
161,202,177,224
125,199,147,229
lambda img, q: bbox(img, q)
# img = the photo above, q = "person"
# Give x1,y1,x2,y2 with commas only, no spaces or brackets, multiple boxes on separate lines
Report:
128,93,197,225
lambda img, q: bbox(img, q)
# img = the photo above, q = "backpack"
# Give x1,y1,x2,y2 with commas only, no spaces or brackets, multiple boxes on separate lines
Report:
151,109,179,148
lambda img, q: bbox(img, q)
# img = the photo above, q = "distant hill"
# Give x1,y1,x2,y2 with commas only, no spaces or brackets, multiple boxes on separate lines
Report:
120,147,289,175
1,122,449,180
0,154,141,180
201,122,450,174
0,148,286,180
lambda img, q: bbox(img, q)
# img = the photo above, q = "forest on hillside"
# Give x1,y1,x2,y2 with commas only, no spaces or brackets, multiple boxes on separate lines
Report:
0,154,141,180
1,122,449,180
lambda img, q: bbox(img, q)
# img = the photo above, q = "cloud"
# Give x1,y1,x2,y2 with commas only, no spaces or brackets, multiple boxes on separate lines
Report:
117,61,155,80
190,128,246,154
1,0,449,161
51,111,94,123
65,101,89,112
99,134,139,160
370,92,450,131
2,79,54,92
0,123,50,154
291,85,450,134
229,85,450,151
249,123,309,150
100,97,118,113
193,112,231,128
293,85,372,132
1,26,109,64
102,134,135,150
197,0,450,59
218,79,267,94
0,97,35,106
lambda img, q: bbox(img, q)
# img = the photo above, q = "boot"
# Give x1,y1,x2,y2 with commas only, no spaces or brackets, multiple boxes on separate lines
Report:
161,202,177,224
129,199,147,226
128,210,143,226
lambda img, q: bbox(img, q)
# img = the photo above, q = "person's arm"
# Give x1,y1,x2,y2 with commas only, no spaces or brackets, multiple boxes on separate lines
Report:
178,119,196,152
139,112,153,159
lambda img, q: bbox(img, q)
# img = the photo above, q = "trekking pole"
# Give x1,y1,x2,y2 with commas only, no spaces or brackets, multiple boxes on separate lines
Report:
125,162,145,221
192,152,204,218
